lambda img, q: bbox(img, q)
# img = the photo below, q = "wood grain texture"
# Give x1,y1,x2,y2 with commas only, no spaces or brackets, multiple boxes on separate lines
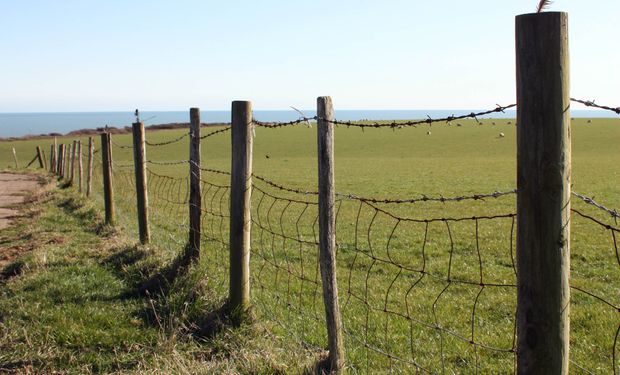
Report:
101,133,115,225
132,122,150,244
50,145,55,173
188,108,201,258
69,140,77,184
516,11,571,375
57,144,64,177
229,101,253,319
77,141,83,193
87,137,94,197
317,96,345,372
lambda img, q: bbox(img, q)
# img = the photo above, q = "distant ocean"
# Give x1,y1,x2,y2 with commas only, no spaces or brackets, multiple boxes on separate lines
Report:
0,109,612,138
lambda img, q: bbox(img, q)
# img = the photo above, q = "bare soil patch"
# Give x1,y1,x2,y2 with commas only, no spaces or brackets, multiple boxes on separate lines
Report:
0,173,42,230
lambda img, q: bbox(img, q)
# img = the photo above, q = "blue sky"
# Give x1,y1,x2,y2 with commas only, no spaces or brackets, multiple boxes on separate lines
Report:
1,1,618,112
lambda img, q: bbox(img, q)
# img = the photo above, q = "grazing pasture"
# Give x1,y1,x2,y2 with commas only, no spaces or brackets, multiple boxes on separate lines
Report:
1,117,619,373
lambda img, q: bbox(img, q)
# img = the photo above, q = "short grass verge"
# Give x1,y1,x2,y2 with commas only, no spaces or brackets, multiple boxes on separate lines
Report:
0,185,321,374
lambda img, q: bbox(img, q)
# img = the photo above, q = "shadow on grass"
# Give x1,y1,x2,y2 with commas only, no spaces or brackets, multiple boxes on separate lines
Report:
57,196,114,237
137,244,198,297
0,259,26,283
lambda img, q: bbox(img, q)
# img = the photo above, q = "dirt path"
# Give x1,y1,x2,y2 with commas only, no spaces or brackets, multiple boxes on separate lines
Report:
0,173,42,230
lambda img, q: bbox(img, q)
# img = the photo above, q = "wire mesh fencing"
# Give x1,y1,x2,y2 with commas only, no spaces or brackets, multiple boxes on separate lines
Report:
45,101,619,374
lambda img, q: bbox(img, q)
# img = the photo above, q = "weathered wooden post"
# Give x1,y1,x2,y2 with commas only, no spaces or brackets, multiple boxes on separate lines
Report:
50,145,55,173
51,137,57,173
64,144,71,180
87,137,94,197
101,133,115,225
37,146,45,169
69,140,77,184
41,148,48,170
188,108,201,259
57,144,64,178
516,12,571,375
229,101,253,322
317,96,345,372
132,122,150,244
35,146,45,169
77,140,83,193
11,148,18,169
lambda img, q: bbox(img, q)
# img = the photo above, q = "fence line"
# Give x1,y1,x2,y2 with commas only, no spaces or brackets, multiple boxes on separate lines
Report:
36,99,619,373
21,11,618,373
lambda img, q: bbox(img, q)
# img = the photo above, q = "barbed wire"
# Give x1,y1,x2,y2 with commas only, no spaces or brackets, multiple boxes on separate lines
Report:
321,104,516,128
199,126,231,139
146,159,189,166
571,98,620,115
112,141,133,149
253,118,313,128
145,132,189,147
572,191,620,220
252,103,516,130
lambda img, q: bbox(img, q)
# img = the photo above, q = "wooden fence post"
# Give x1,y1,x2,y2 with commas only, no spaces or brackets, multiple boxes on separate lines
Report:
57,144,64,178
35,146,45,169
61,144,65,177
12,148,18,169
35,146,44,169
41,148,48,170
101,133,115,225
317,96,345,372
516,12,571,375
132,122,150,244
64,144,71,180
229,100,253,321
188,108,201,258
69,140,77,184
77,140,83,193
51,137,57,173
87,137,94,197
50,145,55,173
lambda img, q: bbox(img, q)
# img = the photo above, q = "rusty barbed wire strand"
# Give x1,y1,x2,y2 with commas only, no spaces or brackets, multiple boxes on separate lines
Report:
252,103,516,130
572,191,620,220
145,132,189,147
112,140,133,149
321,104,516,128
253,118,314,128
252,171,517,203
199,126,231,139
571,98,620,115
146,159,189,166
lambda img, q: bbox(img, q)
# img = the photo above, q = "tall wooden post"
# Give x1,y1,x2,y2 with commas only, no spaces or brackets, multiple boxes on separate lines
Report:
101,133,115,225
57,144,63,177
188,108,201,258
51,137,57,173
229,101,253,321
132,122,150,244
50,145,55,173
317,96,345,372
516,12,571,375
87,137,94,197
64,144,71,180
77,140,83,193
11,148,18,169
69,140,77,184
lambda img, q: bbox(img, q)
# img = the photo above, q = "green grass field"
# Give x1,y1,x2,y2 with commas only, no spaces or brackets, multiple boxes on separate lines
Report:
1,117,619,373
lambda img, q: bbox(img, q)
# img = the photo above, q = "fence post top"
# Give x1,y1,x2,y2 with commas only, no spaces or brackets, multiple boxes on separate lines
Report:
232,100,252,106
516,11,568,20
